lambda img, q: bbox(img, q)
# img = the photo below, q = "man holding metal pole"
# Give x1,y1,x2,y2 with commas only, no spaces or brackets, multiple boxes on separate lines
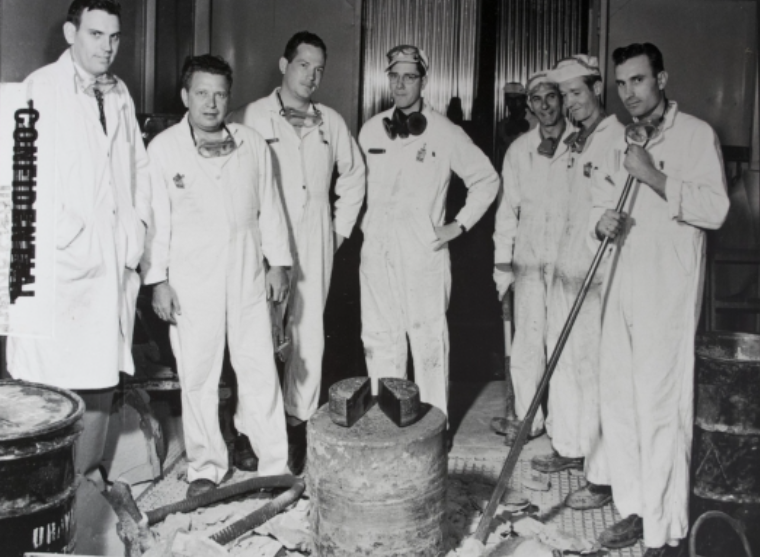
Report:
592,43,729,556
529,56,624,512
491,71,573,443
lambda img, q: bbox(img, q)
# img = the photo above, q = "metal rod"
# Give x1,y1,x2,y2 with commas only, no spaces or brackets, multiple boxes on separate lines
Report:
472,163,641,546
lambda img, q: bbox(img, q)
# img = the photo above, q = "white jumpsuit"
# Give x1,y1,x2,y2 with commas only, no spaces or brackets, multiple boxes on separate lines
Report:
143,116,293,481
359,104,499,415
493,124,573,434
591,102,728,548
229,90,366,421
545,115,624,485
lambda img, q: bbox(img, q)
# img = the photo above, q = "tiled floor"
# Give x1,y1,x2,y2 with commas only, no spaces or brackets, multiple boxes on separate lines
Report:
137,380,645,555
448,381,645,557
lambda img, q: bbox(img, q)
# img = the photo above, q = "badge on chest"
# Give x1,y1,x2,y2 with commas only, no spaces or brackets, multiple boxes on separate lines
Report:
173,173,186,188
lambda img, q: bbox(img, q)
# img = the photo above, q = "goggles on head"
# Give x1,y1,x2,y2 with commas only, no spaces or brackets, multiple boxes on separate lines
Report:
189,120,240,158
385,45,429,73
277,92,323,128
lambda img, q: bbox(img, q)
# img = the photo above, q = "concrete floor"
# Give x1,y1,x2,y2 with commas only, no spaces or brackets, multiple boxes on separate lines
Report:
134,380,646,556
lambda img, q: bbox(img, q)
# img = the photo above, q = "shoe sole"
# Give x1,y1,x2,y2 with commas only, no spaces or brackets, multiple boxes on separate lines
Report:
601,537,641,549
565,494,612,510
531,461,583,473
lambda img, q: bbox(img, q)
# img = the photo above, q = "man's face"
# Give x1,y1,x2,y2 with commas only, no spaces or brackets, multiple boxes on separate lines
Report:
181,71,230,132
64,9,120,76
528,85,563,128
389,61,427,110
559,76,600,126
615,54,667,119
280,44,325,103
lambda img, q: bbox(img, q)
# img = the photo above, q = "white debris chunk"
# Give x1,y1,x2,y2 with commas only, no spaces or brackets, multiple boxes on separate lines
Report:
229,534,282,557
254,499,312,552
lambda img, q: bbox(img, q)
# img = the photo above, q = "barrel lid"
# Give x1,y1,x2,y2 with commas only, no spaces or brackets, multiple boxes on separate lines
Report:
0,380,85,441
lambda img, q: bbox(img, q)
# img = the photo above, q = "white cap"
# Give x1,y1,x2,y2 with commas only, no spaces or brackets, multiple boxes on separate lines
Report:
549,54,601,83
526,71,557,95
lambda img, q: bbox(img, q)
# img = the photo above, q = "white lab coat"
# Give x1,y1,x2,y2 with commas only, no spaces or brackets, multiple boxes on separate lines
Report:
359,103,499,415
545,114,624,485
229,89,365,421
493,123,573,434
591,102,728,547
7,50,151,389
143,115,293,481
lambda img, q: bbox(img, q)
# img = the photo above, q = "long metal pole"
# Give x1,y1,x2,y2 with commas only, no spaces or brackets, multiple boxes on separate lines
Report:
472,166,640,546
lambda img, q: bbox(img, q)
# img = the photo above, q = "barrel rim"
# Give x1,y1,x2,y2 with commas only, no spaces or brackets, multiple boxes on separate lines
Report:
0,380,85,442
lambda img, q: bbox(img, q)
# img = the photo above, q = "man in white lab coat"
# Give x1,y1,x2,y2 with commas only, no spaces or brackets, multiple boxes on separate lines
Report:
531,55,624,511
491,72,572,443
144,55,293,497
6,0,151,500
359,45,499,416
228,32,365,469
593,43,728,556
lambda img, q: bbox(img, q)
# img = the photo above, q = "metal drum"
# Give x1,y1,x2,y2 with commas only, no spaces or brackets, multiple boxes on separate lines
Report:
0,380,84,557
307,402,447,556
692,332,760,555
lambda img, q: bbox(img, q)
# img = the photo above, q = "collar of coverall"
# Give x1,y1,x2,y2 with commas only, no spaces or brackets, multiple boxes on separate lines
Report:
633,99,678,139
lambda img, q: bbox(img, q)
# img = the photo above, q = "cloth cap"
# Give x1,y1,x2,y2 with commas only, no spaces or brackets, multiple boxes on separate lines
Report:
385,45,430,73
549,54,601,84
503,82,526,96
525,72,556,95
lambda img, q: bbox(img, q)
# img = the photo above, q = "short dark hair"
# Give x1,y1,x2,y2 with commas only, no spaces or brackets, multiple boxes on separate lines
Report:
67,0,121,28
283,31,327,62
612,43,665,76
181,54,233,91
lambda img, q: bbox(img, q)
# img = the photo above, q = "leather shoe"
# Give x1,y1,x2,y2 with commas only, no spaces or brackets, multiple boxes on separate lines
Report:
233,434,258,472
186,478,216,498
531,450,583,473
565,483,612,510
599,514,644,549
490,417,542,446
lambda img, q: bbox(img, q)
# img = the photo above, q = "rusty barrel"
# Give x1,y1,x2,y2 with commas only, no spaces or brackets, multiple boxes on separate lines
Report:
0,380,84,556
692,332,760,555
307,402,447,556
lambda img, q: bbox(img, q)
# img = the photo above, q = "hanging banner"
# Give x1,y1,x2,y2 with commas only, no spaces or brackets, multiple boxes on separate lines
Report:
0,83,56,338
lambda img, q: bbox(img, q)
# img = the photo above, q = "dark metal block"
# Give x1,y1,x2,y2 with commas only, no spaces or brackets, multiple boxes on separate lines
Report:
328,377,372,427
378,378,420,427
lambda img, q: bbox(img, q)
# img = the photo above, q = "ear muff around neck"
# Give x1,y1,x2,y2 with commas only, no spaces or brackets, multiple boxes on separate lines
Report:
383,109,428,140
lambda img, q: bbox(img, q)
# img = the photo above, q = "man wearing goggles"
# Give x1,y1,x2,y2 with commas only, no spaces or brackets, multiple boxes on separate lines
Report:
358,44,499,418
144,55,293,497
492,72,573,445
591,43,728,556
229,32,366,472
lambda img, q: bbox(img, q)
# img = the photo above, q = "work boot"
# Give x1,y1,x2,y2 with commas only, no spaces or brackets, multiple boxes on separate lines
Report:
564,482,612,510
599,514,644,549
490,417,543,446
531,450,583,473
643,541,685,557
287,419,308,476
232,434,258,472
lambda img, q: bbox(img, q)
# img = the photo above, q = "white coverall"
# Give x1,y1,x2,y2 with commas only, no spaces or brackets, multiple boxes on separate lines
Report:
143,116,293,481
493,123,573,435
359,104,499,415
7,50,151,389
545,114,624,485
591,102,728,548
229,90,365,421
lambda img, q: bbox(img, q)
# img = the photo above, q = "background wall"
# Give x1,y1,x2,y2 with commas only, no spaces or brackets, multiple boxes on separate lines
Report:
211,0,362,134
604,0,756,147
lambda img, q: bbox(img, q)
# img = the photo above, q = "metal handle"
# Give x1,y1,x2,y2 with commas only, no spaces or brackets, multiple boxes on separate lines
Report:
689,511,754,557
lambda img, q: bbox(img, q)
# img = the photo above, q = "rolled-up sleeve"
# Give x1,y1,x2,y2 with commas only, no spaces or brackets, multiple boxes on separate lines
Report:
256,140,293,267
332,115,366,238
664,123,729,230
450,126,500,231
